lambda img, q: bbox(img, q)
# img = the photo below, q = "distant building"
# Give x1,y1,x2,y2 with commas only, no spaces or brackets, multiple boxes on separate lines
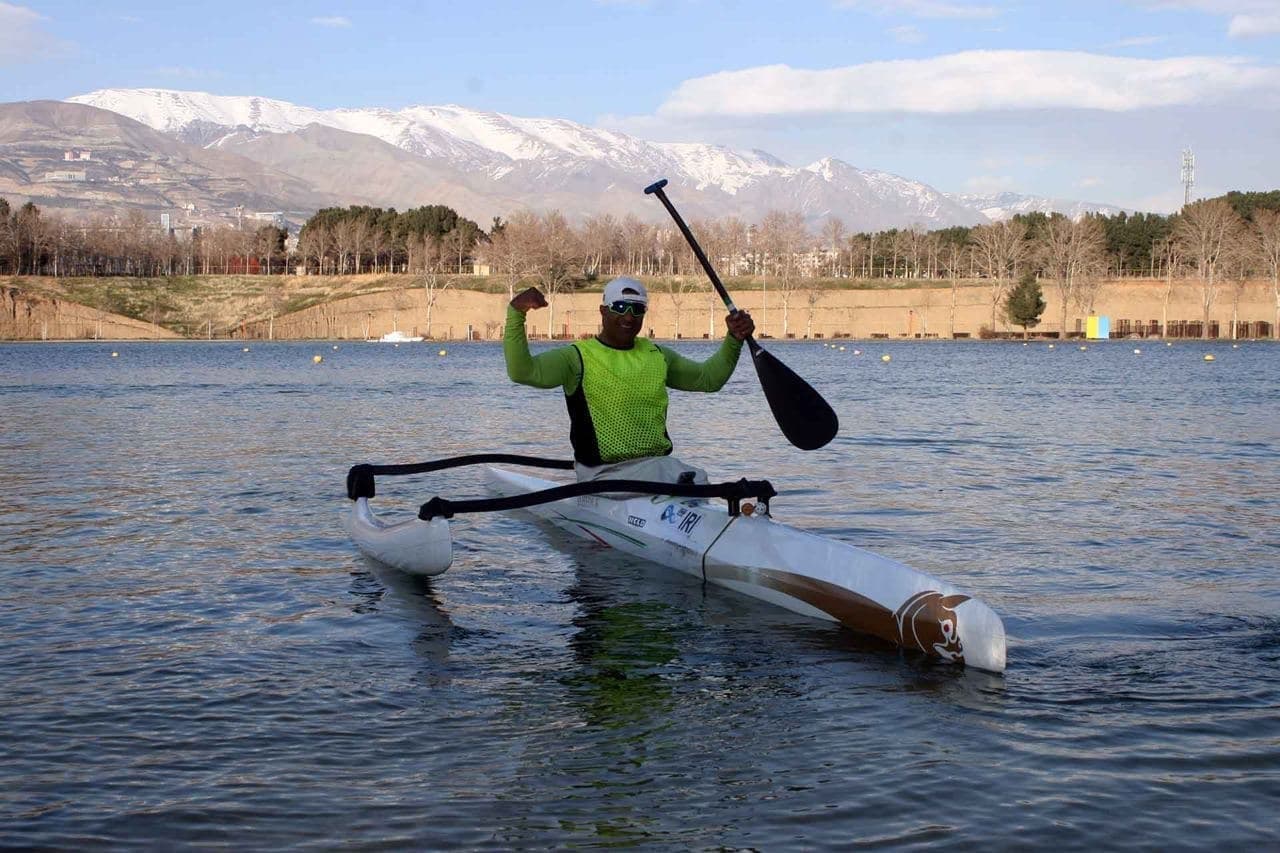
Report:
245,211,286,228
44,170,87,182
63,149,92,161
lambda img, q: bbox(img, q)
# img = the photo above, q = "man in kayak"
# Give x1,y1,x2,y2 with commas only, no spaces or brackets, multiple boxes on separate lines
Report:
505,276,754,483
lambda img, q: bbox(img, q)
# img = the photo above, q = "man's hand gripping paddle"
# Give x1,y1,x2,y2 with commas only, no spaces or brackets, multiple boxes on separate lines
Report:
645,179,839,451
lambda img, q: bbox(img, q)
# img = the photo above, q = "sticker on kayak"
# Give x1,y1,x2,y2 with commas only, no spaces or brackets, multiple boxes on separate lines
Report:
660,504,702,536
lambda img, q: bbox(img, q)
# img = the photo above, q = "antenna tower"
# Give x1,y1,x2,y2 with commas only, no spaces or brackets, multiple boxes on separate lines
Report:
1180,148,1195,206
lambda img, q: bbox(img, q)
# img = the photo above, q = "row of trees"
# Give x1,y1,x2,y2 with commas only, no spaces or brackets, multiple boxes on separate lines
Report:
0,200,291,277
471,199,1280,340
3,192,1279,339
295,205,483,275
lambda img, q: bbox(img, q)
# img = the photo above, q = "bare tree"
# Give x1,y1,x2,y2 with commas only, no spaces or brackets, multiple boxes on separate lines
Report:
821,216,846,277
421,237,452,338
757,210,809,337
351,218,373,275
479,210,537,299
722,216,749,277
901,225,928,279
661,275,700,338
940,236,970,339
803,278,827,339
1251,208,1280,340
580,214,621,277
1175,199,1245,339
1042,215,1107,339
621,215,652,276
331,219,357,275
529,211,582,339
1156,236,1183,338
971,220,1029,334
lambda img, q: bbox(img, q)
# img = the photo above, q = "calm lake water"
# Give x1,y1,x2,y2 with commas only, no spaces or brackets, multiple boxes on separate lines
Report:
1,338,1278,850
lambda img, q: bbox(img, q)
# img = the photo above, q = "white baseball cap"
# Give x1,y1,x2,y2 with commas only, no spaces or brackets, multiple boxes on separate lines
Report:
601,277,648,306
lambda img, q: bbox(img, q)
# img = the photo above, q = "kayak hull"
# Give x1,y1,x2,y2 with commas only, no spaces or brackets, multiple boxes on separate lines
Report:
485,467,1006,674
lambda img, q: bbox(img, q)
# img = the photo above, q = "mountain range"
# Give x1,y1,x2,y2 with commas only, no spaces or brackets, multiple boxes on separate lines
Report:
0,87,1128,231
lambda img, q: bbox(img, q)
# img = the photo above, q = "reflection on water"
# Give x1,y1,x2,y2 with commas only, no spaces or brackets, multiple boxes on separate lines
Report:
564,600,679,729
0,340,1277,848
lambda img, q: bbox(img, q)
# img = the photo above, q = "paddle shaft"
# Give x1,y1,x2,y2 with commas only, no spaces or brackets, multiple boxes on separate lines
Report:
644,180,762,355
643,178,839,451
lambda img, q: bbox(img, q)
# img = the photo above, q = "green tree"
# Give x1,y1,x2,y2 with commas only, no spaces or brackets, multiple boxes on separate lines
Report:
1004,271,1046,339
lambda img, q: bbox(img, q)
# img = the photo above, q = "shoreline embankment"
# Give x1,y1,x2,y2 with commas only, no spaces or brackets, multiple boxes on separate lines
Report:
3,275,1277,341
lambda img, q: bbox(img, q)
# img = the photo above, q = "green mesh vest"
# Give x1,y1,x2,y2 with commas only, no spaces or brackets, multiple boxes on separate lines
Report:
566,338,672,465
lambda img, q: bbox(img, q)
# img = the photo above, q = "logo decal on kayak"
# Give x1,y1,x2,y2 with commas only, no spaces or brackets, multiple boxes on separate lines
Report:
706,566,972,666
627,515,646,528
893,591,969,663
660,504,702,536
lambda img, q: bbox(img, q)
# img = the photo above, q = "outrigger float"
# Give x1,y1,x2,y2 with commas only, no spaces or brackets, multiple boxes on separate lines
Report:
344,455,1007,673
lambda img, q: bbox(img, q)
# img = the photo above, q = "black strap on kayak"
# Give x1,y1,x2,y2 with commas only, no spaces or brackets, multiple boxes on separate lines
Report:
417,478,776,521
347,454,574,500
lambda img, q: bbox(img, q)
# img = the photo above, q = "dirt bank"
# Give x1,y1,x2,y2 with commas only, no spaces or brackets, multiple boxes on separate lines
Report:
2,274,1276,341
250,278,1279,341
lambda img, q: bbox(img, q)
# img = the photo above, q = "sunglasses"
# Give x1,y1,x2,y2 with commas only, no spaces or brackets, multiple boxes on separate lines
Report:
607,300,647,317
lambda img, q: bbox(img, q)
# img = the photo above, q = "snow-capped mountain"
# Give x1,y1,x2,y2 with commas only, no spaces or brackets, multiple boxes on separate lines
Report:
59,88,1115,230
947,191,1127,222
68,88,789,195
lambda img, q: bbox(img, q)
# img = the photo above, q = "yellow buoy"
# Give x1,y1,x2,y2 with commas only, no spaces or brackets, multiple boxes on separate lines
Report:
853,349,861,355
242,347,250,352
1079,345,1087,351
111,351,118,358
1203,354,1215,362
1047,343,1055,349
1133,348,1141,354
881,354,891,363
838,346,846,352
312,355,323,364
438,349,447,356
333,345,339,350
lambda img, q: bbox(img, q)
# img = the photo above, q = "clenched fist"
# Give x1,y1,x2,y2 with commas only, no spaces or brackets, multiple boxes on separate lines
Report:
510,287,548,314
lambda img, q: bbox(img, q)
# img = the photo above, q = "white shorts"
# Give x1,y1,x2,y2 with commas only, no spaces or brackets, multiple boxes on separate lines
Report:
574,455,709,485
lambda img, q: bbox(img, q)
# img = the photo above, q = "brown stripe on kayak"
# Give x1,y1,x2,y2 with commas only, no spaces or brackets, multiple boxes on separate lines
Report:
706,565,970,664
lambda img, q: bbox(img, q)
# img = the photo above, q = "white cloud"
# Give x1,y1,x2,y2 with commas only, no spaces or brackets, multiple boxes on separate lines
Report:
1227,13,1280,37
836,0,1000,18
0,2,69,65
1142,1,1280,38
1078,176,1104,188
310,15,351,28
657,51,1280,117
890,24,926,43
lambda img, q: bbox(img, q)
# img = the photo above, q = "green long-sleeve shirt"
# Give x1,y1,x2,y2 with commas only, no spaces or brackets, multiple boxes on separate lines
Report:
503,305,744,394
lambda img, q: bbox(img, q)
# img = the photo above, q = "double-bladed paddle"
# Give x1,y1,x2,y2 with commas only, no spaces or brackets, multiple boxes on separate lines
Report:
644,178,839,451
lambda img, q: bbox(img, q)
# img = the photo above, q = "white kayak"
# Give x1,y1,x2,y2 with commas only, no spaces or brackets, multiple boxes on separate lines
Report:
345,465,1006,673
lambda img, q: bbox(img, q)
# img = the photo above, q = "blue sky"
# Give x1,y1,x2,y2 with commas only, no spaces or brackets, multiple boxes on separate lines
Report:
2,0,1278,212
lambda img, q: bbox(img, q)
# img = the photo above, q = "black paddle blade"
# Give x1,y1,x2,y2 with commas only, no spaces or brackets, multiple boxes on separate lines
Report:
749,346,839,450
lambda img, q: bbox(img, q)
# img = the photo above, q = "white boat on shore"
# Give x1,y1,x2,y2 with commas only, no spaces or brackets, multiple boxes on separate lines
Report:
376,330,424,343
343,461,1007,673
